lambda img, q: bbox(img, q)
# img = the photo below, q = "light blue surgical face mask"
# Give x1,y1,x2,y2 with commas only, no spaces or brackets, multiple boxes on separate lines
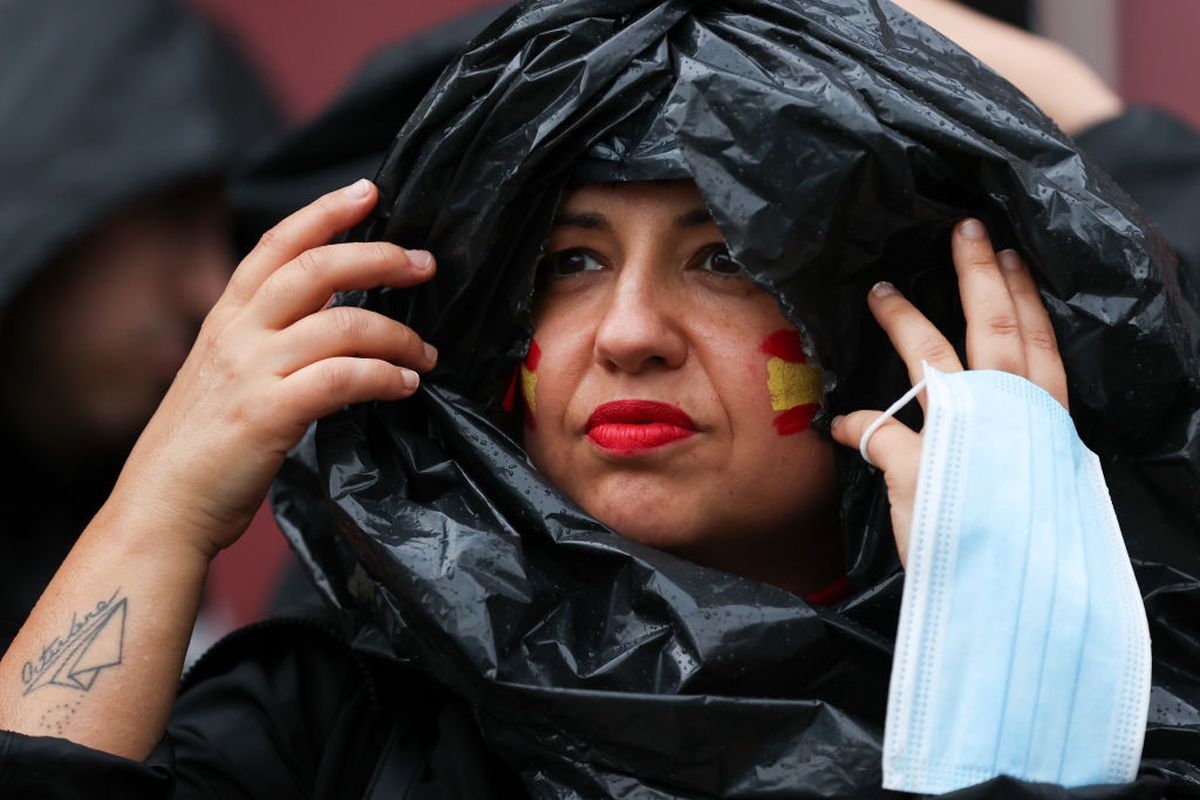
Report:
867,365,1151,794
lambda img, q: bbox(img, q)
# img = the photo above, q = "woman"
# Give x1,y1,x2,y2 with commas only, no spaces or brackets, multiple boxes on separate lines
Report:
2,0,1197,797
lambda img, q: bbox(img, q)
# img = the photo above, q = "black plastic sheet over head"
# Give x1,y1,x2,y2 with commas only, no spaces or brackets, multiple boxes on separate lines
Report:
273,1,1200,796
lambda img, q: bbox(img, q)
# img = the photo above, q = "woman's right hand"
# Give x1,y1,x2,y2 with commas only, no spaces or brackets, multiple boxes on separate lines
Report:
108,179,437,559
831,219,1067,565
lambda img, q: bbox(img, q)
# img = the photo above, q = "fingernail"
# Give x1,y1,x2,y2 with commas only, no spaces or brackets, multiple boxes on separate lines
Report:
997,248,1021,270
409,249,435,271
958,218,987,239
831,414,845,430
345,178,372,198
423,342,438,363
870,281,897,298
401,368,420,391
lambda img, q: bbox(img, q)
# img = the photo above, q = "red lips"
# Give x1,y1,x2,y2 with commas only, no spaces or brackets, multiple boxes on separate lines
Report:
585,400,697,453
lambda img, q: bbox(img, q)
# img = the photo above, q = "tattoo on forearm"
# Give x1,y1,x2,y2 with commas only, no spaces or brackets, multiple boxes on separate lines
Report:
38,700,82,735
21,590,127,696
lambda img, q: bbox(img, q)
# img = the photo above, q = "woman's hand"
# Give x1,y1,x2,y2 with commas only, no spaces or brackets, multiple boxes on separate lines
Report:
830,218,1067,565
0,180,432,759
109,179,437,559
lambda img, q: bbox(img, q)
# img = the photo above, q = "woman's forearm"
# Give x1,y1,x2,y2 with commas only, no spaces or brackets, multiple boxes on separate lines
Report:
0,178,436,764
0,498,209,760
0,180,437,762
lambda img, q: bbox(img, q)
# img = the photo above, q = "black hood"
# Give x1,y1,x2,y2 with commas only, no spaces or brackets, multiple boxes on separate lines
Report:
273,1,1200,796
0,0,277,320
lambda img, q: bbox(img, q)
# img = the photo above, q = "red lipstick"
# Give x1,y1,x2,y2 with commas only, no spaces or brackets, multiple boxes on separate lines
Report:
585,400,697,453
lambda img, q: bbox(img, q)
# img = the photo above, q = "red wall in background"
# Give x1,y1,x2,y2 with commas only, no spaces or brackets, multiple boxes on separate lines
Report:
188,0,502,120
1118,0,1200,129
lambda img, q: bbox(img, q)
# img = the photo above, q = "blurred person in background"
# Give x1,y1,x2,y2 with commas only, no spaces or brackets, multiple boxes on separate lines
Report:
896,0,1200,294
0,0,276,652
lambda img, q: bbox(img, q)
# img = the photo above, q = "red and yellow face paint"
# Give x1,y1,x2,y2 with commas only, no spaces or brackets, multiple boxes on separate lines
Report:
520,339,541,429
502,339,542,429
760,329,821,435
503,339,541,429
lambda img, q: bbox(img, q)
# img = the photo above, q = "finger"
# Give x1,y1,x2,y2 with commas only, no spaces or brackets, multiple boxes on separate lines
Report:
251,242,435,329
269,307,437,377
832,410,922,565
953,218,1027,376
996,249,1069,409
868,281,963,403
224,180,379,306
830,410,921,475
273,357,419,425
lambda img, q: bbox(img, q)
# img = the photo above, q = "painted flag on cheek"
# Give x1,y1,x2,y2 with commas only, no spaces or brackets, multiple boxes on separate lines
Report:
761,329,821,435
520,340,541,430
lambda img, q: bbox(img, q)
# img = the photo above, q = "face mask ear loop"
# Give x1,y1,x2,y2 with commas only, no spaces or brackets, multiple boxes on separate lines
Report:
859,362,931,467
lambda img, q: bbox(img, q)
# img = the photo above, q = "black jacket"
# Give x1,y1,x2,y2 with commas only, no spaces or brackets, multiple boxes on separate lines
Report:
0,614,526,799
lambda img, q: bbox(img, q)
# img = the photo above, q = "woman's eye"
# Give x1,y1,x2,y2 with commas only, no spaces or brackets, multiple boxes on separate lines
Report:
539,249,605,277
699,246,742,276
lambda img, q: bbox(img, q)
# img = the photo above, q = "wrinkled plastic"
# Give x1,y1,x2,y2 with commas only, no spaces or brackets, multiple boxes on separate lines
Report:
272,1,1200,796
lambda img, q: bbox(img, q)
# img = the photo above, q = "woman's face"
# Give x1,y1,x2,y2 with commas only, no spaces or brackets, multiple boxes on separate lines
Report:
524,181,841,591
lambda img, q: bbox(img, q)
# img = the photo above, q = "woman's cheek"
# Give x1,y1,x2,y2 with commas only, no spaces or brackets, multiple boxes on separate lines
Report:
760,329,821,436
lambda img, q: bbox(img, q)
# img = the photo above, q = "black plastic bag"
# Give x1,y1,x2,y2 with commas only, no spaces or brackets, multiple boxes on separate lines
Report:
273,1,1200,796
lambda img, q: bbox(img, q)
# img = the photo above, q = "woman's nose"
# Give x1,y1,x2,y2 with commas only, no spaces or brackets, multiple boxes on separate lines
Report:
593,267,688,373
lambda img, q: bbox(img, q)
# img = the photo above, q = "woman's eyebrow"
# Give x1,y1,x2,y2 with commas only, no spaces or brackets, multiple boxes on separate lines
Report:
552,211,608,229
674,207,714,227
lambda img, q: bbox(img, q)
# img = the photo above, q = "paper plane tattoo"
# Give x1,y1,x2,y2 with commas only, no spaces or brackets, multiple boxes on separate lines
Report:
21,590,127,695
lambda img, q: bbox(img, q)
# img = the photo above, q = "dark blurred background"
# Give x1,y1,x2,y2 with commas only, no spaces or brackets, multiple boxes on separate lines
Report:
187,0,1200,127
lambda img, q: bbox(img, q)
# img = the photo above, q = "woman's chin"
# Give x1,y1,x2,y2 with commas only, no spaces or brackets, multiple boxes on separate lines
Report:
587,498,709,553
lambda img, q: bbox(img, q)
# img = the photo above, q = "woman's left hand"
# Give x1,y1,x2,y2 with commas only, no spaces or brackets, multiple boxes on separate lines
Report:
830,218,1068,566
